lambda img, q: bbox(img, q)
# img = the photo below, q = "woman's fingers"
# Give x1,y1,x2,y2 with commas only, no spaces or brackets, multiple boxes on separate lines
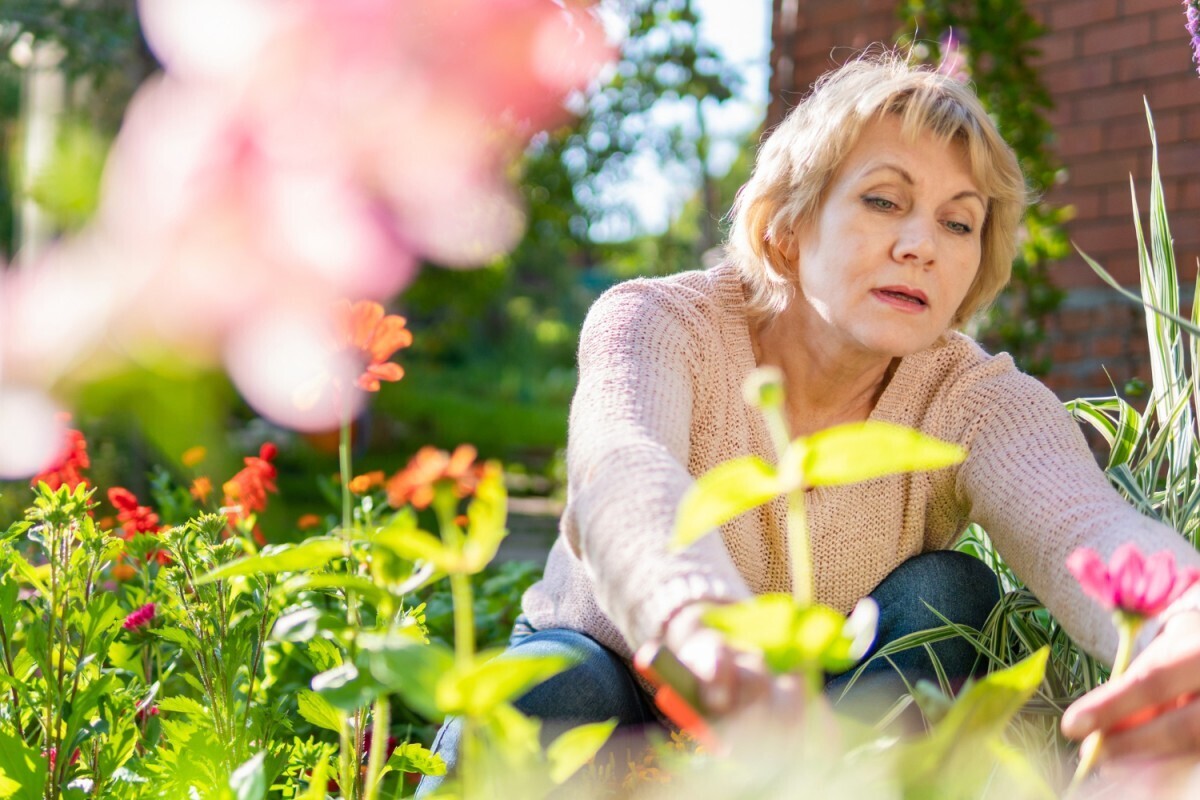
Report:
1100,695,1200,760
1063,612,1200,743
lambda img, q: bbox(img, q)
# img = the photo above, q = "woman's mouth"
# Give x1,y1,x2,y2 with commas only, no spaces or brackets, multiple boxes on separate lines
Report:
872,287,928,311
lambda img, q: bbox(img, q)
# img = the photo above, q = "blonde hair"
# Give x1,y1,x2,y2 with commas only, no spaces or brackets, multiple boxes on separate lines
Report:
727,51,1028,326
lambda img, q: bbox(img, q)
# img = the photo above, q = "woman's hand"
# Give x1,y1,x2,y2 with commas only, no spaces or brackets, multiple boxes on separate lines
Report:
1062,610,1200,761
662,602,804,718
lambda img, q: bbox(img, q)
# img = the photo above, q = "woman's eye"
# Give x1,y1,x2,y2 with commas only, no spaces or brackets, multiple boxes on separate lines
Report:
865,196,896,210
945,220,973,235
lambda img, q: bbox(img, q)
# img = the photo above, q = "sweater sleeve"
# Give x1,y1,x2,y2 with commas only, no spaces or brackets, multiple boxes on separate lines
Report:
949,360,1200,665
562,282,752,650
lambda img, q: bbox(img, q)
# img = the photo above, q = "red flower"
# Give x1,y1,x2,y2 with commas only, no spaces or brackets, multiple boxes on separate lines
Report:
333,300,413,392
1067,544,1200,618
108,487,162,537
31,427,90,491
123,603,156,631
223,443,279,522
385,445,481,510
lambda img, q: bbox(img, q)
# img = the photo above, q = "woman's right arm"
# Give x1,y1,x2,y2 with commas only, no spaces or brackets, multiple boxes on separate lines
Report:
563,282,752,653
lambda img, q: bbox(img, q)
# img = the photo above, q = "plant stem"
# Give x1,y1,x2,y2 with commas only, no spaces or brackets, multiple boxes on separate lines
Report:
363,696,391,800
1066,616,1143,796
787,491,813,607
339,407,361,633
0,615,26,738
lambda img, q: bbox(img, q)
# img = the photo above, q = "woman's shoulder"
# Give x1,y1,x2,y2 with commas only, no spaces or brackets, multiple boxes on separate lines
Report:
584,262,746,334
904,331,1065,429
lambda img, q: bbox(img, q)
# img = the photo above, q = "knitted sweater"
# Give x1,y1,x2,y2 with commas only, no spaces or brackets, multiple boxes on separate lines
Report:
521,262,1200,665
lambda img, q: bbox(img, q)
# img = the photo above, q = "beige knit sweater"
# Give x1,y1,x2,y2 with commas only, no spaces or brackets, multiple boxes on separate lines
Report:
521,262,1200,666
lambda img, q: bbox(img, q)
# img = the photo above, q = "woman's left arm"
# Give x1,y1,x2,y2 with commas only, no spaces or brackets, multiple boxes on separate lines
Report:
948,359,1200,759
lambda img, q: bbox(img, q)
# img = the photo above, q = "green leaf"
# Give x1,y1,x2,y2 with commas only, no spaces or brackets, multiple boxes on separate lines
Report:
7,553,49,597
385,742,446,777
372,522,459,572
196,538,347,584
312,662,381,713
546,719,617,784
671,456,780,550
0,728,45,800
901,646,1049,789
296,689,343,732
462,465,509,573
279,574,391,610
704,595,857,675
229,752,267,800
157,696,211,716
438,653,577,717
801,422,966,487
0,769,20,799
363,636,454,720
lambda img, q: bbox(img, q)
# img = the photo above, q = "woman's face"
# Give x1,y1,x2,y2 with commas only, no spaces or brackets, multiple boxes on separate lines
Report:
788,115,985,359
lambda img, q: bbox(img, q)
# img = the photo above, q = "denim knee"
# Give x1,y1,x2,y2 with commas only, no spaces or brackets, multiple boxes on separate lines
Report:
508,628,656,726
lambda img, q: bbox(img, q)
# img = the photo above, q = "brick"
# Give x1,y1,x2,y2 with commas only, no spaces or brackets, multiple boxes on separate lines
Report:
1035,29,1081,67
1182,180,1200,211
1103,114,1156,150
1051,0,1120,29
1054,121,1106,157
1069,217,1146,254
1073,86,1146,121
1057,188,1104,218
1103,186,1135,217
1093,334,1127,358
1062,309,1096,334
1066,151,1142,188
1157,143,1200,177
808,0,891,28
1053,340,1086,362
1043,58,1115,93
1115,45,1196,81
1153,5,1196,42
1148,75,1200,110
1080,17,1153,56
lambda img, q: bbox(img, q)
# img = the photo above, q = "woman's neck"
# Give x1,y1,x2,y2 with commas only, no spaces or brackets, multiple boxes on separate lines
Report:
751,305,897,437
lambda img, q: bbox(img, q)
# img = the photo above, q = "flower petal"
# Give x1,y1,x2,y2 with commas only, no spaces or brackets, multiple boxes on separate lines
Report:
1067,548,1114,609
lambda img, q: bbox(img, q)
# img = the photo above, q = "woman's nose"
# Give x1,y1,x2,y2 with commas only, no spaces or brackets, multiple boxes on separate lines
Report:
892,218,936,266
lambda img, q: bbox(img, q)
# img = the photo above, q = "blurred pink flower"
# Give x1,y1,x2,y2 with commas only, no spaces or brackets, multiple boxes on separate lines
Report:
937,29,970,84
123,603,157,631
1067,544,1200,618
2,0,611,438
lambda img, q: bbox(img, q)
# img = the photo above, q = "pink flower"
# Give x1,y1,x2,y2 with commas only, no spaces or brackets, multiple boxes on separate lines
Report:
1067,544,1200,618
123,603,157,631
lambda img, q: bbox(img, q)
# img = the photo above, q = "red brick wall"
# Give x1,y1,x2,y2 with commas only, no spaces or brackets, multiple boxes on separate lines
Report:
768,0,1200,399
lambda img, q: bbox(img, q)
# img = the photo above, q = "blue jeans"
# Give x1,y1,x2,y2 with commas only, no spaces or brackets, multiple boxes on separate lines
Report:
416,550,1000,796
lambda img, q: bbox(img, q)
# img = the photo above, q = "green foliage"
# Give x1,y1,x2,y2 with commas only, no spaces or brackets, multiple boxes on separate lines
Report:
898,1,1068,375
1071,106,1200,547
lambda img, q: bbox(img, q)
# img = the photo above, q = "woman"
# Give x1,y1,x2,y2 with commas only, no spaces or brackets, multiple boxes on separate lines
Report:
420,52,1200,794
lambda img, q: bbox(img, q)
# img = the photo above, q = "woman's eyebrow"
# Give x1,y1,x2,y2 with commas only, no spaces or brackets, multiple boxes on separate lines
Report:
861,163,986,210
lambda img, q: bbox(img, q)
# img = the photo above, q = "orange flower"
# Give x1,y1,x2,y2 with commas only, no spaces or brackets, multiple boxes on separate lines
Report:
112,561,138,582
31,427,90,491
181,446,207,467
333,300,413,392
348,470,385,494
223,443,279,523
385,445,481,510
190,476,213,503
297,513,322,530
